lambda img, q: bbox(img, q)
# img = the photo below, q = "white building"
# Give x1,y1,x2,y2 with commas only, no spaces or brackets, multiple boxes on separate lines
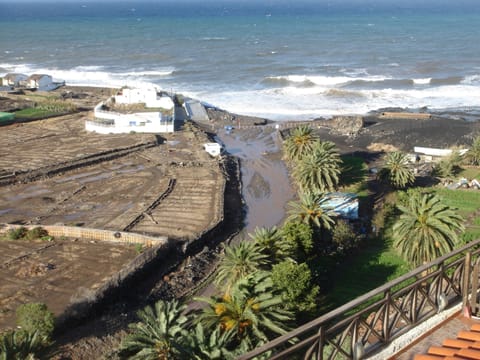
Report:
27,74,54,90
1,73,28,87
203,143,223,157
114,87,173,109
86,87,176,134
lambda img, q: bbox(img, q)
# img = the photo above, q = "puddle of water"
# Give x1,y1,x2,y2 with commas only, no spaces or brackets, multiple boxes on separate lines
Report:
6,187,51,202
79,173,112,184
64,212,85,221
0,208,13,215
54,171,100,184
115,165,145,174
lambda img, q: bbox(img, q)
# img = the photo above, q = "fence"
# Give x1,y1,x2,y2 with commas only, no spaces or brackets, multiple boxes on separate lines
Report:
238,239,480,360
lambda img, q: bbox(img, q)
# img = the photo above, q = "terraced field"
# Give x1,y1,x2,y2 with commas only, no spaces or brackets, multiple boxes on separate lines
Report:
131,173,224,240
0,96,227,331
0,238,137,329
0,112,224,239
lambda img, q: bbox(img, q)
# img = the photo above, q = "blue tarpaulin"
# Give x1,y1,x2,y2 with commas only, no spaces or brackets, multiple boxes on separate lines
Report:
320,192,359,220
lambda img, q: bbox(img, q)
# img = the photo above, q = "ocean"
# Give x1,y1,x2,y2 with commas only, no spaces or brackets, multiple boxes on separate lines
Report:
1,0,480,120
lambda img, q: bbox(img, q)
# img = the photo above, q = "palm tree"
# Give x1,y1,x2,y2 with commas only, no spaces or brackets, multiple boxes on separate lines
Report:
249,226,289,265
379,151,415,188
283,125,318,162
433,150,462,179
214,242,269,292
197,272,292,348
287,192,335,230
292,140,342,193
184,323,235,360
0,330,43,360
465,135,480,166
119,300,190,360
393,193,464,267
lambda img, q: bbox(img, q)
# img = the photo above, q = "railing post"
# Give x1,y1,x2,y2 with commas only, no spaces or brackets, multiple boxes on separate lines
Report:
435,262,444,310
318,326,325,360
383,290,391,343
462,251,472,317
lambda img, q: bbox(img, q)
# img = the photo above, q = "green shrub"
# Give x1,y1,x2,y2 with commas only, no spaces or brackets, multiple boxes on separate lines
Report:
281,221,314,261
25,227,48,241
271,261,319,317
0,329,45,359
16,303,55,345
332,219,357,252
8,227,27,240
134,243,144,254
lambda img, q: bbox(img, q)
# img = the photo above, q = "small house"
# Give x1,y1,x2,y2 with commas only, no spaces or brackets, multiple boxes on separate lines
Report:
27,74,54,90
203,143,223,157
2,73,28,87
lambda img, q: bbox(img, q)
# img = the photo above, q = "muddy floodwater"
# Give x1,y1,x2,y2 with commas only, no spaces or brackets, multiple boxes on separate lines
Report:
217,126,294,233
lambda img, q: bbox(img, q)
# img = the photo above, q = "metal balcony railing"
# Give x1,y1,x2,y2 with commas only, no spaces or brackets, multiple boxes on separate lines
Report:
238,239,480,360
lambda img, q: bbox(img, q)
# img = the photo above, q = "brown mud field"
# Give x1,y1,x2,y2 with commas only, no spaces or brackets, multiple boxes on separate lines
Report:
1,87,480,358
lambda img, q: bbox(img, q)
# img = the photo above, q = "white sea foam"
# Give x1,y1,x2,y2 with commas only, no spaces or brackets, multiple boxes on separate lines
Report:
188,82,480,121
122,70,174,77
3,61,480,120
201,37,228,41
413,78,431,85
0,63,173,88
265,74,392,88
462,75,480,84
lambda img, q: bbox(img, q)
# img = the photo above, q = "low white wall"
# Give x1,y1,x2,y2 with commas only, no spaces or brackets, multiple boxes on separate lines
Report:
1,223,167,247
88,101,174,134
414,146,468,157
86,120,173,134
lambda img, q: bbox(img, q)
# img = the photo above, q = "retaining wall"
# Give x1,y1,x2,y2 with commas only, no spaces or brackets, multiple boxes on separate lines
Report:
0,224,167,247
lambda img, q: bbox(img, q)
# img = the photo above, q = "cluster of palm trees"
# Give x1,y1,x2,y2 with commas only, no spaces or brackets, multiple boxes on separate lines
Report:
283,125,344,244
284,125,342,194
119,224,320,359
376,147,469,266
284,125,467,270
380,134,480,187
117,126,472,359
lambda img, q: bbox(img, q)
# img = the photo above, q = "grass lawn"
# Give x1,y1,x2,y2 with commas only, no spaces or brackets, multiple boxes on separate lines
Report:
459,167,480,181
14,108,60,119
340,155,369,198
321,235,409,312
321,184,480,313
340,155,368,188
432,187,480,243
432,188,480,218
